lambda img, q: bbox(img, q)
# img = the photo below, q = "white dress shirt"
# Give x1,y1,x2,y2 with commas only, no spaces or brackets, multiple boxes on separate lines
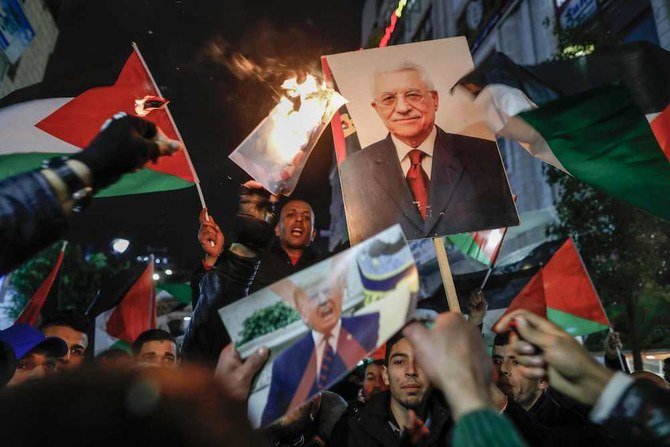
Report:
311,319,342,378
391,125,437,180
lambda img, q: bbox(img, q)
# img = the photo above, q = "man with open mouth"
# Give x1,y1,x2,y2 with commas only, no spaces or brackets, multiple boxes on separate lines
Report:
260,270,380,426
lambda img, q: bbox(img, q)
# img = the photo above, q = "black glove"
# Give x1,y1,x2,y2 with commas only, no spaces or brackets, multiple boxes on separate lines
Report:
71,113,162,190
234,184,277,254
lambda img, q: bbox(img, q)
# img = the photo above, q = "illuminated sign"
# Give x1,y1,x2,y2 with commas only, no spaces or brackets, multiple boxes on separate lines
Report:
379,0,408,47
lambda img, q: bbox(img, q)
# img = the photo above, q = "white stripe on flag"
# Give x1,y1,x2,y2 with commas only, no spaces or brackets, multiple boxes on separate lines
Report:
0,98,80,154
94,309,119,355
475,84,568,173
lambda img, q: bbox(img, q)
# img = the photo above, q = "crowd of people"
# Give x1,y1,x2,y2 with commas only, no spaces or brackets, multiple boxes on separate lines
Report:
0,114,668,446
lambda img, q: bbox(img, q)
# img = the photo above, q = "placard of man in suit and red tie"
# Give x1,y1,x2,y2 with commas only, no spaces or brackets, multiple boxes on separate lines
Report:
326,38,519,245
260,275,380,426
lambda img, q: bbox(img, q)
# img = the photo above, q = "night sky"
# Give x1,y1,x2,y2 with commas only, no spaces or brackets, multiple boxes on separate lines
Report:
44,0,362,269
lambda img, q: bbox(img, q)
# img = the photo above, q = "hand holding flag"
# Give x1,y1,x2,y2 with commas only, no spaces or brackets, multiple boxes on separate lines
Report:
71,113,181,191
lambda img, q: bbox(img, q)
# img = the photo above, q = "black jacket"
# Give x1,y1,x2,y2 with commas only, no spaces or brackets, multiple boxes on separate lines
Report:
181,250,258,365
329,390,452,447
0,171,67,275
249,239,321,294
598,378,670,446
503,391,614,447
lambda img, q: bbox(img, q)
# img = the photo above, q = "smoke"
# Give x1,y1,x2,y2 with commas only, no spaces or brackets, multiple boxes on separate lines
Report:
199,19,328,92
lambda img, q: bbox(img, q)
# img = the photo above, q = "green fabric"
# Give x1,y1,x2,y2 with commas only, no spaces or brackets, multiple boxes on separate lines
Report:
157,282,192,305
452,409,527,447
108,340,132,355
520,84,670,221
0,152,193,197
547,307,609,337
447,233,492,266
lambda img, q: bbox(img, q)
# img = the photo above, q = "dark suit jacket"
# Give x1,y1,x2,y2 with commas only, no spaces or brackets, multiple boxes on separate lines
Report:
340,127,518,244
260,313,380,426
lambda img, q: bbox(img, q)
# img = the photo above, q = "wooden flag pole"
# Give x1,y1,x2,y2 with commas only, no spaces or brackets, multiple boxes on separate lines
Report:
433,237,461,313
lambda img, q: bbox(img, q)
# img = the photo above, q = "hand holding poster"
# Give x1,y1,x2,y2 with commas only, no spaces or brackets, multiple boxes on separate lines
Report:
219,224,419,427
324,37,519,244
229,75,347,196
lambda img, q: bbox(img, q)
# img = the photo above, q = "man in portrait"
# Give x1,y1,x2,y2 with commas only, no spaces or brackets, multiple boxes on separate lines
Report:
260,275,379,426
339,62,518,244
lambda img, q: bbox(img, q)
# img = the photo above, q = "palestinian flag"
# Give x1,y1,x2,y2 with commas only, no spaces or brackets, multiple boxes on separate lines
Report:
15,241,67,326
88,260,155,354
448,227,507,267
321,56,363,248
496,239,609,337
0,44,196,197
320,56,362,166
454,42,670,220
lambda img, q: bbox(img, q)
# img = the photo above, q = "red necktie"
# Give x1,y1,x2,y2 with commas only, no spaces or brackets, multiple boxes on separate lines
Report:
406,149,430,220
318,336,334,389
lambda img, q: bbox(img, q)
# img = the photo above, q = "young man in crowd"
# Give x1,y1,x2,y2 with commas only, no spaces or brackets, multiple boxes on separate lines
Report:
330,333,452,446
195,193,320,296
493,332,613,446
133,329,178,369
40,311,91,372
0,323,67,387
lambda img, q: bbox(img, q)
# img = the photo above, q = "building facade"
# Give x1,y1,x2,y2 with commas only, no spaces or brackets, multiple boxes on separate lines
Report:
0,0,59,98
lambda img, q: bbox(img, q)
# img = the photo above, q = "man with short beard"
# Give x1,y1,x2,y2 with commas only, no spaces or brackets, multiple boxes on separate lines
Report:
330,333,452,446
195,193,321,298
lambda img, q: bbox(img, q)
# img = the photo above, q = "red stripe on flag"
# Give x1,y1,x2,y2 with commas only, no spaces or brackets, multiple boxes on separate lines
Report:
649,104,670,162
16,249,65,326
321,56,347,166
106,262,155,343
35,50,194,182
543,239,609,326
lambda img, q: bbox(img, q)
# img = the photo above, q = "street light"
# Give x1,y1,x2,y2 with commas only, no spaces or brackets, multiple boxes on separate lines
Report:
152,273,160,281
111,238,130,254
165,269,173,275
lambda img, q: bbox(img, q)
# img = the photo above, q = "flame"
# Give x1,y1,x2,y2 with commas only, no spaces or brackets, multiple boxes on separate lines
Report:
267,74,346,167
134,95,169,117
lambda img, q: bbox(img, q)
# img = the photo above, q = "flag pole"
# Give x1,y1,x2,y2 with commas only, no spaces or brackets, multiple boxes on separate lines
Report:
433,237,461,313
609,327,629,373
478,226,509,291
131,42,208,210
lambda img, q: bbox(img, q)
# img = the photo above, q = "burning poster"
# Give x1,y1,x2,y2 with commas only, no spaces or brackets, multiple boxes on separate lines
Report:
229,74,347,195
219,224,419,427
323,37,519,244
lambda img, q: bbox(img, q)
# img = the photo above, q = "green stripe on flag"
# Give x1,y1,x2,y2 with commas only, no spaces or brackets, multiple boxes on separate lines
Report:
547,307,609,337
0,152,65,178
447,233,492,266
97,169,193,197
109,340,132,355
157,283,192,305
0,153,193,197
520,84,670,220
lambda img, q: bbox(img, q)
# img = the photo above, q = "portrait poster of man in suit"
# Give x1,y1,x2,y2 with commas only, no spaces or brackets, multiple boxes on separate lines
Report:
324,37,519,245
219,225,419,427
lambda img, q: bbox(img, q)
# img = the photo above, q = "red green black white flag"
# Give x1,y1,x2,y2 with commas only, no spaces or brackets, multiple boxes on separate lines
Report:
454,42,670,221
0,45,196,197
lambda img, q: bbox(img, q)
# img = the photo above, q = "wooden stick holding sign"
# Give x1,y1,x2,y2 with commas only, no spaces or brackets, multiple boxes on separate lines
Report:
432,237,461,313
